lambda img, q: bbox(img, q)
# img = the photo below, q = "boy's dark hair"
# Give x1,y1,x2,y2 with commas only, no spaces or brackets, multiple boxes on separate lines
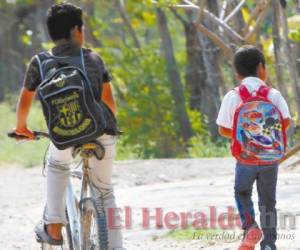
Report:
46,3,83,41
233,45,266,77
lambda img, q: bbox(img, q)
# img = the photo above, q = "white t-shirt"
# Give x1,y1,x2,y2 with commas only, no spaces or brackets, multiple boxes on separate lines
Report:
216,77,291,129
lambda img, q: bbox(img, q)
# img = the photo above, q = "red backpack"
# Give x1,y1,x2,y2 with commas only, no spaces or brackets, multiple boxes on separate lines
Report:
231,84,287,165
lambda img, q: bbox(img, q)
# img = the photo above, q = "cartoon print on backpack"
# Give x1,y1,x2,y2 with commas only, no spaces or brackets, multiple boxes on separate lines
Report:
232,85,287,165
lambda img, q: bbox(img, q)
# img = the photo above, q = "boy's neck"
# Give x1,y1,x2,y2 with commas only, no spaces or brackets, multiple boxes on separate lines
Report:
54,39,81,48
240,77,266,88
240,76,264,81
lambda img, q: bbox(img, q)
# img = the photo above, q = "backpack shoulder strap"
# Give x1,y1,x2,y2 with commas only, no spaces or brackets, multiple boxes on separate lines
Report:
35,51,53,81
256,85,271,99
35,54,44,81
80,48,87,75
235,85,251,102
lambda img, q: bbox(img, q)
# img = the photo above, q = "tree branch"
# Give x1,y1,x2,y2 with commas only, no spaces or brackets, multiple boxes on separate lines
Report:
242,0,266,34
224,0,246,23
193,21,234,58
171,2,245,44
115,0,141,49
197,0,206,22
219,0,228,20
244,0,270,43
170,8,189,26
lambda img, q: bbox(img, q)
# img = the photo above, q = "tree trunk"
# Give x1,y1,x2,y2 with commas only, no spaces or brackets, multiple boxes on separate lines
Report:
280,3,300,119
156,8,194,143
196,0,222,141
297,0,300,13
184,22,208,112
83,0,103,47
171,10,209,113
295,43,300,76
271,0,289,99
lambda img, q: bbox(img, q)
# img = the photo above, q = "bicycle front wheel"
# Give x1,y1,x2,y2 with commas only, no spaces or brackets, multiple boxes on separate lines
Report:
80,197,109,250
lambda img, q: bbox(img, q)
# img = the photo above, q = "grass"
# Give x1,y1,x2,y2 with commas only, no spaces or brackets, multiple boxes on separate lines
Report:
0,99,230,167
188,136,230,158
166,227,218,241
165,226,240,245
0,100,138,167
0,101,49,167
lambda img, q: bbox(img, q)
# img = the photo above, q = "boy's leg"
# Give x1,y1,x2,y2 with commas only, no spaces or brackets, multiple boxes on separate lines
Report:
44,142,73,239
257,165,278,250
234,162,257,230
88,134,124,250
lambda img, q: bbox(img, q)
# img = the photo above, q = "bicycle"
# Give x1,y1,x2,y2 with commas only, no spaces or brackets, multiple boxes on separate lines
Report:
8,131,109,250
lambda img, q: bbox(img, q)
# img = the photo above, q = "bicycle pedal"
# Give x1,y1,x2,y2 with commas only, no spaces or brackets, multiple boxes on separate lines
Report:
36,234,43,243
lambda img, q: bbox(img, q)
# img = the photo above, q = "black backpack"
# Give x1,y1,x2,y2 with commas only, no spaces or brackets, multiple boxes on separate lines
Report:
36,48,107,150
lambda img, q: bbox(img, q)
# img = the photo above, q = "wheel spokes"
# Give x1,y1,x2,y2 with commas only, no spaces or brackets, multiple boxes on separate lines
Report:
81,204,100,250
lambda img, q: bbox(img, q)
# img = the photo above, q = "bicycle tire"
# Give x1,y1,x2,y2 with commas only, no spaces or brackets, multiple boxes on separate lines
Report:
65,209,74,250
80,197,109,250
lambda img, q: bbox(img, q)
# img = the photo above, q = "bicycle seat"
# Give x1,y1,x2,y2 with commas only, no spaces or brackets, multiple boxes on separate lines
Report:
72,141,105,160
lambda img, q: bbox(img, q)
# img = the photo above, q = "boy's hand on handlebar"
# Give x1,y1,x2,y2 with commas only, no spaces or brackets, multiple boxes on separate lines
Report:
13,126,35,140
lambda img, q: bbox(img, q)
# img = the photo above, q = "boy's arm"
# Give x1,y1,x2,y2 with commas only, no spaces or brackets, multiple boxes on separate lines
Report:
216,91,236,139
284,118,291,130
219,126,233,139
101,82,116,115
13,55,41,138
14,87,35,139
275,92,292,130
88,51,116,114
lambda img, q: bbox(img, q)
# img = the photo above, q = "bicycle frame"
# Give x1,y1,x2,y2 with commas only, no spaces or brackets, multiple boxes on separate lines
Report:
66,179,81,250
66,143,98,250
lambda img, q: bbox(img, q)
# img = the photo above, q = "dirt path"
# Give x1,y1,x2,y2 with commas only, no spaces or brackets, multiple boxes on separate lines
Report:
0,158,299,250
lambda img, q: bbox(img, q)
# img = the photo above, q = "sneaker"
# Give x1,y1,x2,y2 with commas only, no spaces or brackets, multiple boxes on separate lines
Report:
34,221,63,246
262,246,272,250
238,246,254,250
238,226,263,250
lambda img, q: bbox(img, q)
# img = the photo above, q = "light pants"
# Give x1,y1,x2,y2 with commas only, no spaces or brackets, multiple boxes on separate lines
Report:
44,134,124,250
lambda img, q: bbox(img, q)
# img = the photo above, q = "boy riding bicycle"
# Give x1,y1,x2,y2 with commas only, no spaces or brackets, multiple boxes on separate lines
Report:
12,3,125,249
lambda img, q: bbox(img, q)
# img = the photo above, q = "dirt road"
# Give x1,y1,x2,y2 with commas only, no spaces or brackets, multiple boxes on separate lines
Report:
0,158,299,250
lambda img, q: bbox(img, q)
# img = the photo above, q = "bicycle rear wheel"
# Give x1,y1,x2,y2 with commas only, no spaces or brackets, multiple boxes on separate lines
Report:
80,197,109,250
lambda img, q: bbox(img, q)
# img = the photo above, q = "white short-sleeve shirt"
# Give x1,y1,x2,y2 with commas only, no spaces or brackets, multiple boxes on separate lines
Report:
216,77,291,129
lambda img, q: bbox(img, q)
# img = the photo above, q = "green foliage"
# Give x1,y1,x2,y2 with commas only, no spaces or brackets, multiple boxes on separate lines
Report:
0,98,141,165
1,0,298,165
288,14,300,42
289,28,300,42
1,0,194,164
188,136,230,158
0,101,49,167
97,44,189,158
90,3,208,159
136,0,181,8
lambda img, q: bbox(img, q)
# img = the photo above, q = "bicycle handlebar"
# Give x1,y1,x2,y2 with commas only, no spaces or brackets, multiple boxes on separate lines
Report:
7,131,49,140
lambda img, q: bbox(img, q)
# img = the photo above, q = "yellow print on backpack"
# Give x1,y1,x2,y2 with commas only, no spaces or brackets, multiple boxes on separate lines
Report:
58,101,82,128
50,91,93,136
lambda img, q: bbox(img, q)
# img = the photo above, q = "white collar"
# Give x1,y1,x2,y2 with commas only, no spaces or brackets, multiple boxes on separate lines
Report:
241,77,266,93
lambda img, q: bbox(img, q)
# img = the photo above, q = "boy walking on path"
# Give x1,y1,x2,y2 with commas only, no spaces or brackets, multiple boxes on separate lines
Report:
217,45,291,250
